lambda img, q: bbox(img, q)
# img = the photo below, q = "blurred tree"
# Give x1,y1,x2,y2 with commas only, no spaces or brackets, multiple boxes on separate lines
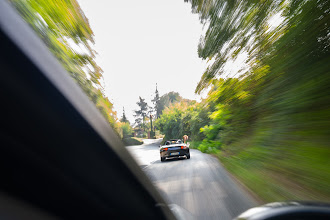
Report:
118,122,133,139
158,92,182,116
11,0,102,88
120,107,129,123
134,118,143,129
155,100,206,141
184,0,330,199
134,97,148,131
10,0,120,133
151,83,161,119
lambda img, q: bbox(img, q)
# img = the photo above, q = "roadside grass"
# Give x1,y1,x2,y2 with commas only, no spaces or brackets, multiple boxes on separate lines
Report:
192,137,330,203
123,137,144,146
160,138,166,145
220,152,330,202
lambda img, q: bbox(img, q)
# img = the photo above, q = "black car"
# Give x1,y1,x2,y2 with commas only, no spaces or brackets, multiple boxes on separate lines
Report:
160,139,190,162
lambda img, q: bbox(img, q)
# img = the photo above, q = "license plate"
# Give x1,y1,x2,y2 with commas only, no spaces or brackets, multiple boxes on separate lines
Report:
170,152,179,156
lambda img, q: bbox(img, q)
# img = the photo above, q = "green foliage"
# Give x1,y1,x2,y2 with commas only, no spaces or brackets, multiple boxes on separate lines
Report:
158,92,182,116
155,102,185,139
10,0,120,133
155,99,209,141
11,0,102,88
123,137,143,146
198,141,220,154
184,0,330,201
118,122,133,139
188,141,202,149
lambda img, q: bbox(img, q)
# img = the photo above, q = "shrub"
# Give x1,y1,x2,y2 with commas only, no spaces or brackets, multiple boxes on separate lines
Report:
123,137,143,146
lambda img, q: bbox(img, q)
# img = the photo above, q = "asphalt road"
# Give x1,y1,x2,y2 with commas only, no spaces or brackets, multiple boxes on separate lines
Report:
127,139,258,220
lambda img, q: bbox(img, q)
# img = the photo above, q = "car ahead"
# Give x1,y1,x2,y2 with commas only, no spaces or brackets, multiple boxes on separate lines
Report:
160,139,190,162
0,2,176,219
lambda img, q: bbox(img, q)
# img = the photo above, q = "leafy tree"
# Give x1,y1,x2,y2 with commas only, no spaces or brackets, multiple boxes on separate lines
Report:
184,0,330,199
118,122,133,139
155,100,206,141
188,101,211,141
158,92,182,116
11,0,102,89
156,103,185,140
10,0,120,134
185,0,285,93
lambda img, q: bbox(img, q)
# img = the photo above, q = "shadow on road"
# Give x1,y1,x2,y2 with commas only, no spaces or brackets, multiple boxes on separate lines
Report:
153,157,188,164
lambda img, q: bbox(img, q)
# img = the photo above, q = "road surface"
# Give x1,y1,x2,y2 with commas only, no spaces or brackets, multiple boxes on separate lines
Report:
127,139,258,220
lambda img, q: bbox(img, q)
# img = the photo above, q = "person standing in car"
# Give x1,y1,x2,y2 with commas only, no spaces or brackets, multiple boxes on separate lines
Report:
183,135,188,144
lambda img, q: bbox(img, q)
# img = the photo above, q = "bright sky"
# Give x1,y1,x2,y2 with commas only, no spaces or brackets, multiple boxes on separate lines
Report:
77,0,206,123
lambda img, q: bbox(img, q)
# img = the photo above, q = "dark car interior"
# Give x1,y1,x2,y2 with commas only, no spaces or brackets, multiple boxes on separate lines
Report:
0,1,175,219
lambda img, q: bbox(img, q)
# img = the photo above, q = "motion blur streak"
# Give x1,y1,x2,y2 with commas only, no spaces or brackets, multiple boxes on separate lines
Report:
174,0,330,202
9,0,330,213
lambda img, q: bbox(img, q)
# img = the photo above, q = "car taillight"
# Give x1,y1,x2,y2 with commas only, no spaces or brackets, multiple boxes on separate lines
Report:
181,146,187,149
164,148,168,151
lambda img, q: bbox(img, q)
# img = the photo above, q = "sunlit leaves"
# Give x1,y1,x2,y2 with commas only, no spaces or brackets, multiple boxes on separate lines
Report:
10,0,118,132
10,0,103,87
186,0,290,91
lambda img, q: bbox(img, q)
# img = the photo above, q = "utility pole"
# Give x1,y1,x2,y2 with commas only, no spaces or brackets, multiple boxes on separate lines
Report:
147,106,154,138
150,114,153,133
